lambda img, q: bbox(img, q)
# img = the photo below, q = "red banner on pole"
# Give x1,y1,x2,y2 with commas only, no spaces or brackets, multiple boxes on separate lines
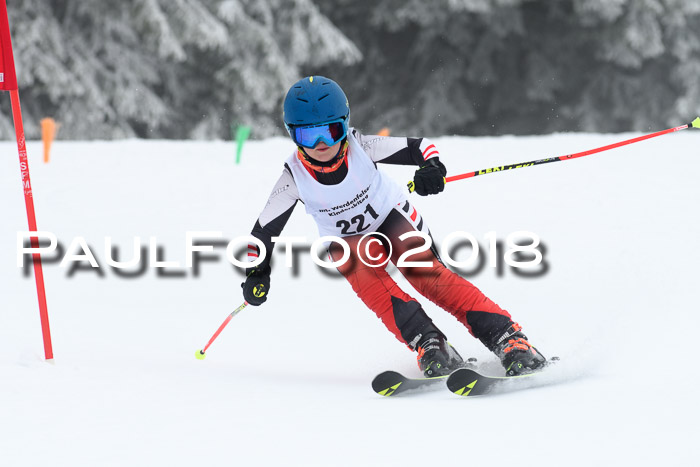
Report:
0,0,18,91
1,0,54,360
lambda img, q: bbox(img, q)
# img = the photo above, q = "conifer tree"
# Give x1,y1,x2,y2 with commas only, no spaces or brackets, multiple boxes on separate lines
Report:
2,1,699,139
319,0,700,135
0,0,361,140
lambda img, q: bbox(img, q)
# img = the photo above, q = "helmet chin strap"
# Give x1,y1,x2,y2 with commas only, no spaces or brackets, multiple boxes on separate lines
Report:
297,140,349,173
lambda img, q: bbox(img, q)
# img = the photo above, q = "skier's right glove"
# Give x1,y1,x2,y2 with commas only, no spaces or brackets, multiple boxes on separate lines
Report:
241,265,271,306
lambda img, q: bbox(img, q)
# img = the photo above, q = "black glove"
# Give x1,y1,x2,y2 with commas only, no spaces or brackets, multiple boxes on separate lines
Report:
241,265,271,306
412,158,447,196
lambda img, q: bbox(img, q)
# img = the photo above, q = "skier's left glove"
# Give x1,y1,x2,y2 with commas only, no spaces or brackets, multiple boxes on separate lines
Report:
412,158,447,196
241,265,271,306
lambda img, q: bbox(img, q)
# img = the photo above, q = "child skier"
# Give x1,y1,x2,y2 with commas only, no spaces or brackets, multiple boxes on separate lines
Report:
242,76,546,377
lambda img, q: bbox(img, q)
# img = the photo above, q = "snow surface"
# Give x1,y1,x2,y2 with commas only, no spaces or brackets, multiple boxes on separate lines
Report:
2,132,699,466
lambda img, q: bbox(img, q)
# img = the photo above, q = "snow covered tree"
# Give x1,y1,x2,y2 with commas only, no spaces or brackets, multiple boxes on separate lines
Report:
2,0,176,139
2,0,698,139
568,0,700,131
0,0,360,140
318,0,700,135
180,0,361,139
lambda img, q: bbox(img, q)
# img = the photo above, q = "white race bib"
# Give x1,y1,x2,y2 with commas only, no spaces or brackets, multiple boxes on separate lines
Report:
286,131,404,237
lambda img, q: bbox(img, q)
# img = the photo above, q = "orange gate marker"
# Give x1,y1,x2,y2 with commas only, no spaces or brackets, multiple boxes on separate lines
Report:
41,118,57,163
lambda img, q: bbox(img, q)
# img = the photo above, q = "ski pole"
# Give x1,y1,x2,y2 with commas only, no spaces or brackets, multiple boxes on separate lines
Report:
195,302,248,360
407,117,700,192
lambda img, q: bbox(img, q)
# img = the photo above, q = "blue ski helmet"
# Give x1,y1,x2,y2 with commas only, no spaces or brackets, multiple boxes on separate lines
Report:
283,76,349,128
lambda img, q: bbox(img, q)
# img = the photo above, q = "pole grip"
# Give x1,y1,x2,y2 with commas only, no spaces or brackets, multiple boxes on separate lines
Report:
407,177,446,194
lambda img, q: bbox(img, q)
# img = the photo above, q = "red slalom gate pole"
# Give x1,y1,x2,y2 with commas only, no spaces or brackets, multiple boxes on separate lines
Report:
195,302,248,360
444,119,700,185
1,0,53,359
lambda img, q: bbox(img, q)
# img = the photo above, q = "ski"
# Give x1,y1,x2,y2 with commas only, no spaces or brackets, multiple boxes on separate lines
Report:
447,367,543,397
373,357,555,397
371,370,448,396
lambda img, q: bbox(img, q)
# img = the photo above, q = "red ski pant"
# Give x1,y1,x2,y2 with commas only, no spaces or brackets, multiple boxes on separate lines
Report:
328,203,512,349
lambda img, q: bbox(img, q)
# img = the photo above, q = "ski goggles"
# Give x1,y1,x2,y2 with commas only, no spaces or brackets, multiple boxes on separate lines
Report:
286,118,348,149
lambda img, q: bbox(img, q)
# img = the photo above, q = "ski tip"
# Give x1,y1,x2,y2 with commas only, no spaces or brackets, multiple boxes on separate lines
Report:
446,368,480,396
372,371,404,397
371,371,402,396
692,117,700,129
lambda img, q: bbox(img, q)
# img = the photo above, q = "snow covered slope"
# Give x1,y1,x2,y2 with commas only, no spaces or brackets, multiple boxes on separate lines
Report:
2,131,698,466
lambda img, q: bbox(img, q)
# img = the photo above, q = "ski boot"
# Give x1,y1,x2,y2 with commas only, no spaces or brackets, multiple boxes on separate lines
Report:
492,323,546,376
416,332,464,377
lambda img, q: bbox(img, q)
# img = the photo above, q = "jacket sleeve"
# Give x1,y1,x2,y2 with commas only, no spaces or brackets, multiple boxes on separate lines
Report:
353,129,441,166
247,165,299,273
